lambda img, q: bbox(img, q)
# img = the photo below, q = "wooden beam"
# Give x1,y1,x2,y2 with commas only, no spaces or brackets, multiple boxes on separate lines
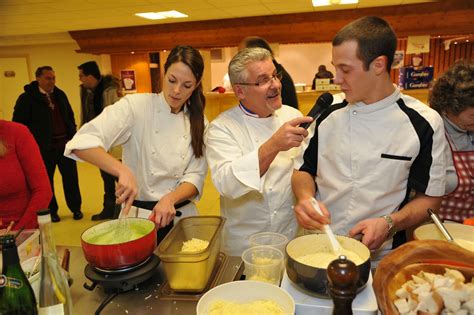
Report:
70,0,474,54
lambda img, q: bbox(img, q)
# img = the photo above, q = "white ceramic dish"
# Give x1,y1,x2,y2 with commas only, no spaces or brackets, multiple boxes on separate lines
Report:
196,280,295,315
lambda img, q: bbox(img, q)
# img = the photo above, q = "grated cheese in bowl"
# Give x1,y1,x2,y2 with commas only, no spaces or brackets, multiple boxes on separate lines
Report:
209,299,285,315
181,238,209,253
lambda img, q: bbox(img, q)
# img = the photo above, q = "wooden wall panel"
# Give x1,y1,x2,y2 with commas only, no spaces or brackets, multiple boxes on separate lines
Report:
390,37,473,84
70,0,473,54
110,53,151,93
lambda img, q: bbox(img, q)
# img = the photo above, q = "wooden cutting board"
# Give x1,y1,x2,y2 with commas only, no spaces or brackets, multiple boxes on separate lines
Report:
373,240,474,314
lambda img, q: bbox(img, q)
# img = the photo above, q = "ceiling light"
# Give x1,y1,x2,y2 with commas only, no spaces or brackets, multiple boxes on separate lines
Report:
312,0,331,6
135,12,166,20
161,10,188,18
312,0,358,6
135,10,188,20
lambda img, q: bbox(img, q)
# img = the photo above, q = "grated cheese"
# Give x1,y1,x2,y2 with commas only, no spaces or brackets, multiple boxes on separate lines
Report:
181,238,209,253
209,299,286,315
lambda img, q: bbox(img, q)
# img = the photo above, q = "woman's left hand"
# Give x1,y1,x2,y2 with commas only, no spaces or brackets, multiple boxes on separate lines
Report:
149,196,176,228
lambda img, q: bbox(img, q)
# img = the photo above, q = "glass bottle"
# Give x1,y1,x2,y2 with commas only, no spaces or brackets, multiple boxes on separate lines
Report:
37,210,73,315
0,234,38,315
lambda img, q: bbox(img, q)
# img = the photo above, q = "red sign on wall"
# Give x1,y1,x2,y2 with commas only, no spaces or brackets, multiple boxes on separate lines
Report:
120,70,136,93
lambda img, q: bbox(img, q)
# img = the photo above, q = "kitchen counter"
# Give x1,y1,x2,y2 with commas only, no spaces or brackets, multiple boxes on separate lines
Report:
204,89,430,121
65,246,243,315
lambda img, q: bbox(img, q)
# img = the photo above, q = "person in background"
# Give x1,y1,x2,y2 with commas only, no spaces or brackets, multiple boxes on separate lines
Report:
13,66,83,223
205,47,313,256
311,64,334,90
430,59,474,222
65,46,207,241
240,36,299,109
0,120,52,230
291,16,448,263
78,61,122,221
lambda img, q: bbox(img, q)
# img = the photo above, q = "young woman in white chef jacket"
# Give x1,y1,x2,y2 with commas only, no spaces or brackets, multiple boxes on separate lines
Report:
65,45,207,239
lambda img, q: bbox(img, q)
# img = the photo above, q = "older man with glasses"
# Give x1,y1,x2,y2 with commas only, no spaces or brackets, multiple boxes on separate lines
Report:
205,47,313,256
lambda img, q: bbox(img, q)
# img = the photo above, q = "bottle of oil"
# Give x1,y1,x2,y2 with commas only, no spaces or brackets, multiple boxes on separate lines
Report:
37,210,73,315
0,234,38,315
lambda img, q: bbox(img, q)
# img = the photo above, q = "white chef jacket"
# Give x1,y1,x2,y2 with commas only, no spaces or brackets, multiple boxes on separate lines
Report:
300,88,447,261
206,104,307,256
65,93,208,219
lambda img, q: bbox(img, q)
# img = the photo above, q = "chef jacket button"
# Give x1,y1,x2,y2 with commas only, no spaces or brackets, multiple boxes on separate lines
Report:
269,187,273,191
183,135,187,139
151,189,154,193
152,151,155,155
155,130,159,134
273,211,277,214
352,110,357,115
175,174,179,178
181,154,185,159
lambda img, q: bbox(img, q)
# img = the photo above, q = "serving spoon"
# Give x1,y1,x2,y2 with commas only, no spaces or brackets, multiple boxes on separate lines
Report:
427,208,455,242
310,197,343,256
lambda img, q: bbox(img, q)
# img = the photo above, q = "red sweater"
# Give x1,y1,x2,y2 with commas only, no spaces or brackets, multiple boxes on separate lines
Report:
0,120,52,230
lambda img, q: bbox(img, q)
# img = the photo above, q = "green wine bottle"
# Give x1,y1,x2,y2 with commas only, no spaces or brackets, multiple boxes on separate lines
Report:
0,234,38,315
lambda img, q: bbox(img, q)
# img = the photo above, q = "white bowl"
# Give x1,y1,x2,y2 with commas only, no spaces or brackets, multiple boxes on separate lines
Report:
196,280,295,315
414,223,474,251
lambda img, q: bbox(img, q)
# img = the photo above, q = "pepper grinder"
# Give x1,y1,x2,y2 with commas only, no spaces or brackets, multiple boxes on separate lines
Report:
327,255,359,315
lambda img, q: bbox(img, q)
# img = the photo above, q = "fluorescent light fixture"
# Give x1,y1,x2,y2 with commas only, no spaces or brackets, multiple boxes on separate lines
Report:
161,10,188,18
312,0,358,6
135,10,188,20
312,0,330,6
135,12,166,20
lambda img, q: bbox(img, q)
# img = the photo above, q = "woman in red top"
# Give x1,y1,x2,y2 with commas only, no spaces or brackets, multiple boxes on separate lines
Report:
0,120,52,230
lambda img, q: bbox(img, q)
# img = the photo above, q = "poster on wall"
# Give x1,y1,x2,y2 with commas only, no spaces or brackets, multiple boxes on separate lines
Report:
406,35,430,54
120,70,136,93
392,50,405,69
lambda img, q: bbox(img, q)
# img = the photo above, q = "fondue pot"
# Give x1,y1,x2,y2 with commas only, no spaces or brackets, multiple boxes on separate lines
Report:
286,234,371,297
81,218,157,270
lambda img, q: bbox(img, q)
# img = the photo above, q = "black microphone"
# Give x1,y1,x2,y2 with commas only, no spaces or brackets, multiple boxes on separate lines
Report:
300,92,333,129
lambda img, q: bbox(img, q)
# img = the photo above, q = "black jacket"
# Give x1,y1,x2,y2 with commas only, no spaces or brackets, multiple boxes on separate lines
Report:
274,60,298,109
12,81,77,152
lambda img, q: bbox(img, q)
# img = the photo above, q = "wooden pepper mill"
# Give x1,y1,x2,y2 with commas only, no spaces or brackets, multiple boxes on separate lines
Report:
327,255,359,315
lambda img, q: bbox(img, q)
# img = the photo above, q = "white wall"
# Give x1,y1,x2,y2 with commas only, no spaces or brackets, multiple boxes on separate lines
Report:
210,42,334,89
0,42,110,124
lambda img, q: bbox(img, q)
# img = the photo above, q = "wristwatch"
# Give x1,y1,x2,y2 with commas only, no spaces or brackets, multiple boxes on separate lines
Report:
381,215,397,239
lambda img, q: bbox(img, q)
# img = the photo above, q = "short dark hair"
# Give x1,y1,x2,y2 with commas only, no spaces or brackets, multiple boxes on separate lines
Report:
78,61,101,80
165,45,206,158
35,66,53,78
333,16,397,73
241,36,274,57
430,60,474,116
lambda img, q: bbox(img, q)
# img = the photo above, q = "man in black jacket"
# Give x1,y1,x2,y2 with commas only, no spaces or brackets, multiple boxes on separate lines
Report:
13,66,83,222
78,61,121,220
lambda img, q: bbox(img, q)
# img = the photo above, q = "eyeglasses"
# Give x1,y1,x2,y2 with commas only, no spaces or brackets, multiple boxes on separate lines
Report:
236,71,283,87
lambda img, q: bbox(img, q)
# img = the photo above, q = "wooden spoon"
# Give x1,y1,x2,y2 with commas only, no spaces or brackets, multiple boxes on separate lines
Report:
310,197,343,256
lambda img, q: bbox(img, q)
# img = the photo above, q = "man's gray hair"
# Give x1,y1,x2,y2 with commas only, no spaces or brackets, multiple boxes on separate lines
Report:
228,47,272,86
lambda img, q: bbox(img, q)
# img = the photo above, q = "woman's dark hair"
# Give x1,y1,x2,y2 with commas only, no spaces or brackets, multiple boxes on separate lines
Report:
333,16,397,73
241,36,274,57
164,45,206,158
430,59,474,116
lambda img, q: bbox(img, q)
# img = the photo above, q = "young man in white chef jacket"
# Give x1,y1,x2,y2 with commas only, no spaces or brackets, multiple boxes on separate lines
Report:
291,16,448,264
205,48,313,256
